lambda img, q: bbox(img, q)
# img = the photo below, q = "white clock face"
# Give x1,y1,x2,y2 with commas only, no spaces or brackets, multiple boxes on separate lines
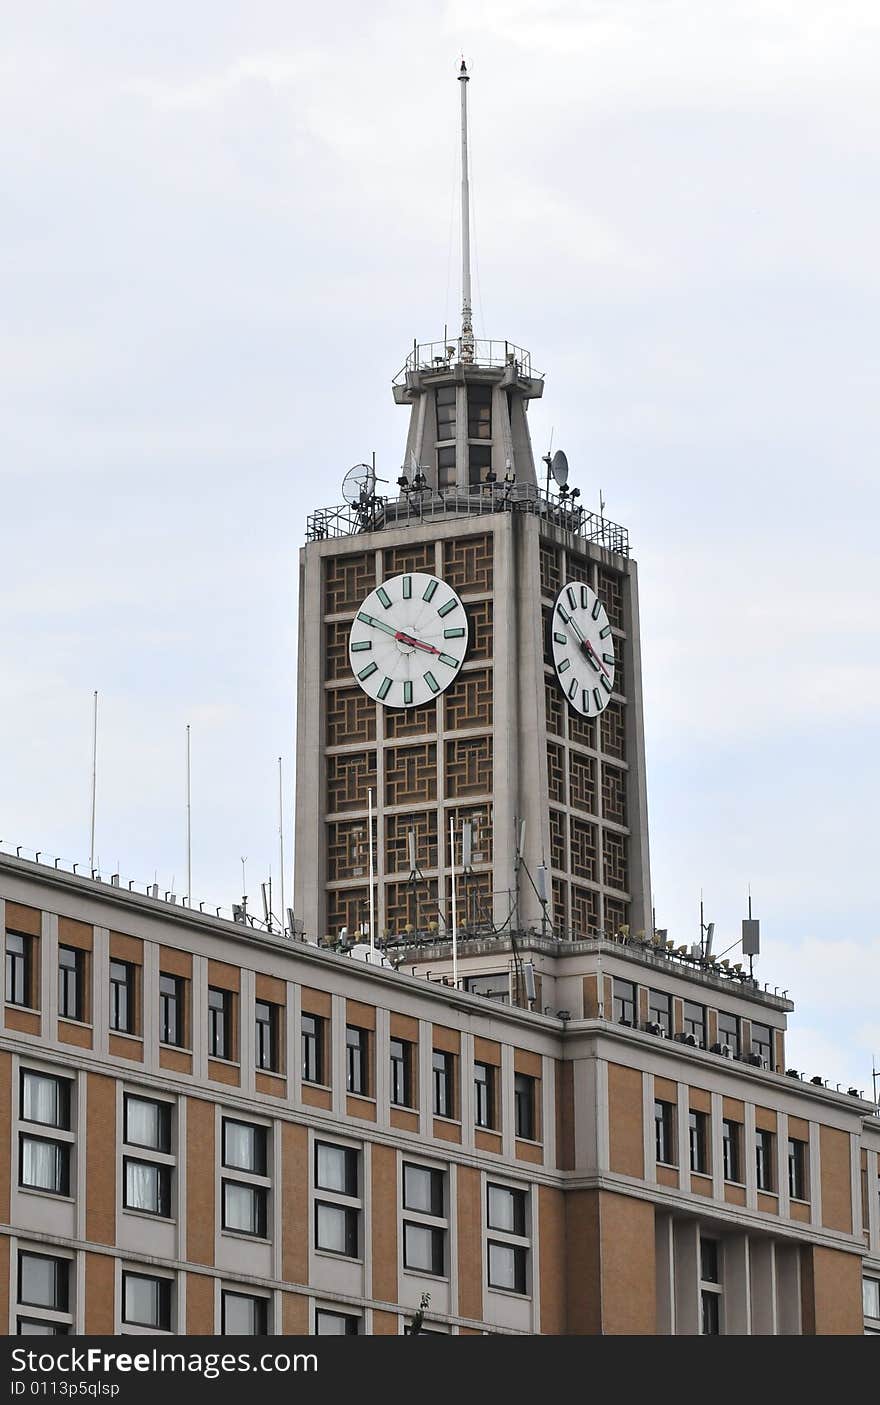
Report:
551,580,616,716
348,571,469,708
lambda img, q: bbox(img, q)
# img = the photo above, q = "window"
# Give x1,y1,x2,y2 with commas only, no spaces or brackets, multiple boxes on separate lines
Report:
57,946,84,1021
223,1119,267,1175
315,1142,357,1196
110,961,135,1034
467,383,492,440
208,987,233,1060
435,385,456,440
613,978,635,1025
488,1242,527,1294
464,973,510,1003
6,931,31,1006
124,1159,171,1217
403,1163,444,1217
468,442,492,483
315,1202,358,1257
487,1184,526,1237
222,1291,267,1335
315,1310,359,1335
487,1184,529,1295
18,1319,69,1335
404,1222,445,1276
474,1061,496,1129
19,1071,72,1197
255,1000,278,1072
124,1095,171,1153
755,1129,774,1192
514,1073,536,1140
437,445,456,489
689,1110,708,1174
700,1237,722,1335
683,1000,705,1044
122,1272,171,1330
159,974,184,1047
223,1181,267,1237
717,1010,740,1058
390,1037,413,1107
648,989,671,1034
722,1119,741,1182
21,1071,70,1129
18,1252,69,1312
314,1142,360,1258
864,1278,880,1320
432,1050,455,1118
750,1022,772,1067
788,1138,807,1200
346,1025,369,1095
302,1012,325,1084
654,1100,675,1165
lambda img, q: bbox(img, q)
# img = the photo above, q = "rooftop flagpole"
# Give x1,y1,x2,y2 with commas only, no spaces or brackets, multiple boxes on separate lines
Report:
458,59,474,364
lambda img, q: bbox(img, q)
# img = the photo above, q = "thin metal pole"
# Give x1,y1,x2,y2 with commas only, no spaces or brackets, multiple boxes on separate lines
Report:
368,789,376,956
89,690,98,874
458,60,474,362
278,757,286,935
450,817,459,988
186,724,192,906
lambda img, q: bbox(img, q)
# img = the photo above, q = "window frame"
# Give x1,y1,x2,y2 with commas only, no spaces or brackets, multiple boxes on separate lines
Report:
18,1251,70,1312
513,1072,537,1141
221,1179,268,1239
787,1137,807,1201
313,1139,361,1261
389,1037,414,1108
19,1133,71,1197
121,1271,172,1331
123,1157,172,1218
222,1118,268,1176
689,1109,708,1174
755,1128,775,1192
109,959,135,1034
315,1308,360,1336
208,986,234,1062
345,1024,369,1096
254,1000,278,1073
301,1012,325,1085
5,930,32,1007
750,1021,773,1067
473,1060,496,1130
159,973,185,1048
21,1070,71,1130
717,1010,740,1058
612,977,636,1025
221,1290,268,1336
682,1000,706,1044
123,1094,172,1154
57,946,85,1022
647,988,671,1034
722,1118,742,1183
432,1049,455,1119
654,1099,675,1166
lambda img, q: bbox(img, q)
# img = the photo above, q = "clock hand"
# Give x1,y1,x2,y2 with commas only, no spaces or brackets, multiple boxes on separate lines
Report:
356,612,398,639
395,631,440,656
584,638,611,678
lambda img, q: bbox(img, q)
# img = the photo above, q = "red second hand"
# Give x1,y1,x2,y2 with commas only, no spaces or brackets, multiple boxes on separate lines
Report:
396,631,440,656
582,639,610,678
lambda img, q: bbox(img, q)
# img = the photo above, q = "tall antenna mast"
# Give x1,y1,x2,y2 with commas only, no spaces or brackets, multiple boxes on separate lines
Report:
458,59,474,364
185,723,192,906
89,690,98,874
278,756,286,936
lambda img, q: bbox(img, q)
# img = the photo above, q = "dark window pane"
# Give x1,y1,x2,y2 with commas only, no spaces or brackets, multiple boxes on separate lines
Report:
302,1013,325,1084
315,1310,359,1335
122,1273,170,1329
403,1222,445,1276
722,1120,741,1182
159,974,184,1046
648,989,671,1033
6,932,31,1006
208,987,232,1060
701,1290,720,1335
488,1241,526,1294
683,1001,705,1042
255,1001,277,1072
700,1238,719,1283
432,1050,454,1118
474,1061,495,1128
514,1074,535,1140
346,1026,368,1095
717,1011,740,1057
613,979,635,1024
110,960,134,1033
654,1101,674,1165
19,1253,68,1311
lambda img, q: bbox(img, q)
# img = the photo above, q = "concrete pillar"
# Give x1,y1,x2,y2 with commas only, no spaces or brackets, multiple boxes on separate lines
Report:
722,1232,751,1334
672,1219,700,1335
749,1237,776,1334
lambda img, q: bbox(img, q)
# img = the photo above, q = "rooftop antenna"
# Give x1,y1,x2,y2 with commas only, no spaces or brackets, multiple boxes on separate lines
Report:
278,756,286,935
89,690,98,874
185,723,192,907
458,59,474,364
368,790,376,956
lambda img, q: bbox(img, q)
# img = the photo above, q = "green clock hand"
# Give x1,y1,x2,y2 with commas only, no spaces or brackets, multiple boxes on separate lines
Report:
356,612,398,639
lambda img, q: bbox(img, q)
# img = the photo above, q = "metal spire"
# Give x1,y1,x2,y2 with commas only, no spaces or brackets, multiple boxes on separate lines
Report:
458,59,474,364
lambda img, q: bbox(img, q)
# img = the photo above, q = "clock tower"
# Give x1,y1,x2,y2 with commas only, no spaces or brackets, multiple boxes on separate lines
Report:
293,65,651,950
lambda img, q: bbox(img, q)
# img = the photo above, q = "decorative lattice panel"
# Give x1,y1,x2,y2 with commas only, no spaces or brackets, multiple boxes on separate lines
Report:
569,710,597,752
457,871,492,928
324,552,376,617
383,542,436,577
326,751,377,813
539,542,561,598
570,750,596,814
603,829,628,892
326,688,376,747
572,885,599,939
465,599,493,660
542,605,554,669
600,700,626,760
445,736,492,798
545,679,564,737
597,569,624,630
327,818,374,882
604,896,628,939
570,817,598,882
602,765,627,826
566,553,592,586
385,810,438,874
325,620,353,682
447,805,493,866
385,700,438,740
549,808,566,871
384,877,439,932
325,886,369,935
385,744,438,807
552,876,568,933
443,533,494,594
612,633,625,695
547,742,565,803
445,668,493,731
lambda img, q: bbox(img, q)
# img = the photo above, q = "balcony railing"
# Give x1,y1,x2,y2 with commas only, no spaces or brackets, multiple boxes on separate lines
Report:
393,337,539,384
306,483,629,556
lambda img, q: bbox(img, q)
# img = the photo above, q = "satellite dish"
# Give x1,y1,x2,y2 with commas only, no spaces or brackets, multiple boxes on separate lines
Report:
348,942,394,969
342,462,376,505
550,450,569,489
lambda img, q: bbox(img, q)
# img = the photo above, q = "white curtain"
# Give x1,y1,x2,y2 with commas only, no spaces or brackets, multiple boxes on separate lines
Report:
22,1137,61,1191
126,1160,158,1212
126,1099,159,1149
22,1074,60,1127
224,1182,257,1233
223,1123,254,1171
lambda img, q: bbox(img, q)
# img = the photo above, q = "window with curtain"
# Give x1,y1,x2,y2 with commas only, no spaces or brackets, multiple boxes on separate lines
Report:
124,1095,171,1152
222,1119,266,1175
20,1135,69,1195
222,1292,267,1335
21,1071,70,1129
122,1272,171,1330
222,1181,267,1237
124,1158,170,1216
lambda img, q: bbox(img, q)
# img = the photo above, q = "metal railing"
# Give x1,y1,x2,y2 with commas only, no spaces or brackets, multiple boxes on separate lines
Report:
306,483,629,555
393,337,539,384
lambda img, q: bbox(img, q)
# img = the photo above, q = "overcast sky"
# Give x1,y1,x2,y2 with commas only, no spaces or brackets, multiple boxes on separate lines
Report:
2,2,878,1094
